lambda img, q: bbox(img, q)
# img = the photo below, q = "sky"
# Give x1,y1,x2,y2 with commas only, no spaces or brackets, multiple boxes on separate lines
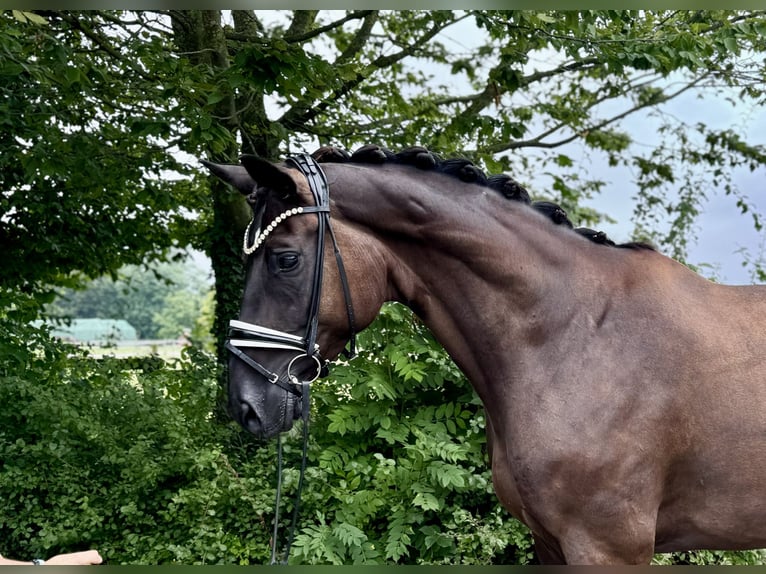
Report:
578,86,766,284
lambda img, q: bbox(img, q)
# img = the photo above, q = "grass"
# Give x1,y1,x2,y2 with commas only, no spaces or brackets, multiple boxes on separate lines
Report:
81,340,187,360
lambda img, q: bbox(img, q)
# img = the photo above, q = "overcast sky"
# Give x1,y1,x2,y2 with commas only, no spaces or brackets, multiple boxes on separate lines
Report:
577,88,766,285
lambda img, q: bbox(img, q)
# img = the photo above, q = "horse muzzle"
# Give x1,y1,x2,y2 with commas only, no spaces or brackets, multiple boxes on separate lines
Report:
225,320,324,438
228,371,303,439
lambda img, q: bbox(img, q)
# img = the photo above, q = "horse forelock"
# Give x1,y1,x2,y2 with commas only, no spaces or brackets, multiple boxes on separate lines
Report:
311,144,654,252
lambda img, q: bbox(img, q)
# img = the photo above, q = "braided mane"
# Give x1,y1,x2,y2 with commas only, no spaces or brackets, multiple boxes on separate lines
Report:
311,144,653,251
313,144,530,203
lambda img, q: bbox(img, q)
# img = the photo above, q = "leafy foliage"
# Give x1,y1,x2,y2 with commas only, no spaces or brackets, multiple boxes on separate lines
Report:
5,10,766,340
0,12,208,296
0,292,529,565
0,289,273,564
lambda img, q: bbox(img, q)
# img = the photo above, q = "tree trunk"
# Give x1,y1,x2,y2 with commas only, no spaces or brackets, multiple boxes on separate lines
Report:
170,10,280,413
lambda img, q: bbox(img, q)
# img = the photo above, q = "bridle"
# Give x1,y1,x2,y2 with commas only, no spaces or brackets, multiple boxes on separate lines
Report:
224,153,356,564
226,154,356,396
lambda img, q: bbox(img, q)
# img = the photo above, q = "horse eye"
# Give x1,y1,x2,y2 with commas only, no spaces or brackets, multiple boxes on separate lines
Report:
276,252,300,271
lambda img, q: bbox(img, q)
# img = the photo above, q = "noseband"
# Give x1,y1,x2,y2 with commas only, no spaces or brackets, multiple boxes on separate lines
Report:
224,153,356,564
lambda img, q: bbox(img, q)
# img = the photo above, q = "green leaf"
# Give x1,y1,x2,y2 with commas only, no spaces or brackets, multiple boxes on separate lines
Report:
333,522,367,547
413,491,441,511
207,91,226,105
22,11,47,25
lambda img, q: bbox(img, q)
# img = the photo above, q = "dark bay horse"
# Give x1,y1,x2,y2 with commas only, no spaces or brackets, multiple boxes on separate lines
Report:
204,145,766,564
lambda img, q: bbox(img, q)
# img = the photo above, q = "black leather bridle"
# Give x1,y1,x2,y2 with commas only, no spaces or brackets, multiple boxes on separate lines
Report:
224,153,356,564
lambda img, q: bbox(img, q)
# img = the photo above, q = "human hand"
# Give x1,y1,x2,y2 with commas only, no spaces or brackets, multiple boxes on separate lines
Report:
43,550,103,565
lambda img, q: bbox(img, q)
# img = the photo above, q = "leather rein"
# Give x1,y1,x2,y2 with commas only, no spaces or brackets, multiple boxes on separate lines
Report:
225,153,356,564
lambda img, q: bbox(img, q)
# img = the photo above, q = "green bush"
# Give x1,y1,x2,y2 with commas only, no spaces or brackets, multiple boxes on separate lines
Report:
291,303,534,564
0,293,530,565
0,290,276,564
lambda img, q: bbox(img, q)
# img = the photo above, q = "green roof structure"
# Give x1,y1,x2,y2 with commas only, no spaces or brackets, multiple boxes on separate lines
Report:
41,318,138,343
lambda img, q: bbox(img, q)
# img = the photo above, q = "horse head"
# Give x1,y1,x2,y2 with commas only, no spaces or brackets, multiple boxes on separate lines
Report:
203,153,361,438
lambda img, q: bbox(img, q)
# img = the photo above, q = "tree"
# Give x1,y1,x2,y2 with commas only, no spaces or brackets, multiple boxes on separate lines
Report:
0,11,207,298
5,10,765,340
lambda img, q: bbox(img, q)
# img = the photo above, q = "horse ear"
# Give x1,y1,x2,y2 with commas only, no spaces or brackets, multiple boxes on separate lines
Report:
202,155,297,200
201,159,256,196
239,155,297,200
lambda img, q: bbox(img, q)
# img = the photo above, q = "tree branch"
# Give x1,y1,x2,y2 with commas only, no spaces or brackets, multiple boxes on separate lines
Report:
279,16,459,131
285,10,375,43
335,11,378,65
52,11,164,85
222,10,374,44
231,10,262,36
478,73,712,154
54,13,124,62
285,10,318,40
448,56,602,127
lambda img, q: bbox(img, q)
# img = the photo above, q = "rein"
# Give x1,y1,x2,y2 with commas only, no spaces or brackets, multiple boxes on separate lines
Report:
225,153,356,564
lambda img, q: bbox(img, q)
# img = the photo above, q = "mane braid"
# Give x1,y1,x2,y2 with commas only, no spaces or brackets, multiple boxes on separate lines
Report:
310,144,654,252
616,241,656,250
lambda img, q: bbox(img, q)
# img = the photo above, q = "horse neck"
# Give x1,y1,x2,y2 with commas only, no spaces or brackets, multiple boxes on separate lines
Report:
329,163,602,398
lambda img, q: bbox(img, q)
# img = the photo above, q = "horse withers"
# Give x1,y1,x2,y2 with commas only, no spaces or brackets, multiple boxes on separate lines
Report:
204,145,766,564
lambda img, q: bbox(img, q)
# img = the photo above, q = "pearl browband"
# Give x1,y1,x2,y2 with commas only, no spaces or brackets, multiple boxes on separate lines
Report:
244,207,306,255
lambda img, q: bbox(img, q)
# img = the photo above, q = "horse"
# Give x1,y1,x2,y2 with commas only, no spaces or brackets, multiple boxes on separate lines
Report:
203,144,766,564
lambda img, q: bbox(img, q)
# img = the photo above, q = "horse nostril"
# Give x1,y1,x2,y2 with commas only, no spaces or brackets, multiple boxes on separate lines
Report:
239,401,264,437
